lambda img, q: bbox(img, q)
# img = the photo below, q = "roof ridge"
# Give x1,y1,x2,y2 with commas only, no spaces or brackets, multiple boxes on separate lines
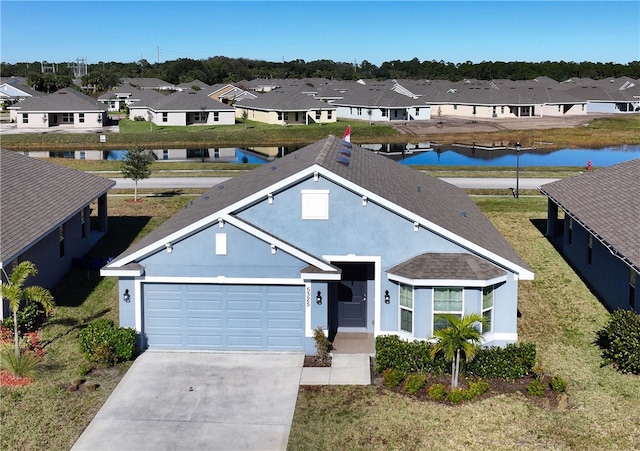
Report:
314,135,336,165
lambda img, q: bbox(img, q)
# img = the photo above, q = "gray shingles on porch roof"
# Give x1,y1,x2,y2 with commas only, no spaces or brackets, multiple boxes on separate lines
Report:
387,253,507,281
0,149,115,266
109,136,530,275
540,158,640,270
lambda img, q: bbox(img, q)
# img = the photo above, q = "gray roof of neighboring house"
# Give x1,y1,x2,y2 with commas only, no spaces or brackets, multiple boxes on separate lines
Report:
7,87,107,112
539,158,640,271
120,78,175,89
387,253,507,281
109,136,531,275
176,80,210,90
98,83,144,100
145,89,235,111
0,149,115,266
334,82,428,107
235,89,336,111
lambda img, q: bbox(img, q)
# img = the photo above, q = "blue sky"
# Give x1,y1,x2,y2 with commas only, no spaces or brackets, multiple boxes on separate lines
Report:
1,1,638,65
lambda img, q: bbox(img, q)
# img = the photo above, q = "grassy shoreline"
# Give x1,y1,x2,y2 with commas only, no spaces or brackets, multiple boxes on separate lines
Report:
1,115,639,151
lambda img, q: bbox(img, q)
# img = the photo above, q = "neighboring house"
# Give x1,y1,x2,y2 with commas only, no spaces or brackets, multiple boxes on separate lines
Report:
7,88,107,128
101,135,533,354
333,81,431,122
120,77,176,91
207,83,257,104
97,83,148,112
176,79,210,91
540,159,640,313
0,78,44,110
234,88,337,125
0,149,115,318
128,89,235,126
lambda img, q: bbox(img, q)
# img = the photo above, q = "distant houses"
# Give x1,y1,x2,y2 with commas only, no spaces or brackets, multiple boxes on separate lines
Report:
3,75,638,129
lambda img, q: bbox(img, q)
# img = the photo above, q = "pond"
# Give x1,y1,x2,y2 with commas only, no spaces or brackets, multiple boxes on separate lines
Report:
23,144,640,168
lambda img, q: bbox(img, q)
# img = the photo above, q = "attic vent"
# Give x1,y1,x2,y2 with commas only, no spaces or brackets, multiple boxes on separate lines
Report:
417,186,421,192
218,185,224,190
335,156,350,167
338,146,351,156
271,165,277,171
460,211,467,218
203,196,209,200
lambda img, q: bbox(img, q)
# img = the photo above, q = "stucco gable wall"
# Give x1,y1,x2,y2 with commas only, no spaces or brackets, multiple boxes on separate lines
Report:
136,222,307,279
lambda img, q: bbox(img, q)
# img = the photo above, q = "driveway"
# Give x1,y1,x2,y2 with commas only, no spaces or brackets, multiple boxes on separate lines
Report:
72,351,304,451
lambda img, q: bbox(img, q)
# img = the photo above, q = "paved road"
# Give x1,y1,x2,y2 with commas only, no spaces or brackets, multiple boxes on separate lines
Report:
111,177,559,190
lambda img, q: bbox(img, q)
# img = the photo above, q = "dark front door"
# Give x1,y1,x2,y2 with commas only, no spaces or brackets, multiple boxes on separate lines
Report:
330,263,373,332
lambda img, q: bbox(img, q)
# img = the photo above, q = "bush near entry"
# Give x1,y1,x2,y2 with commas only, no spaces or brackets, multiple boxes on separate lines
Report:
78,319,137,366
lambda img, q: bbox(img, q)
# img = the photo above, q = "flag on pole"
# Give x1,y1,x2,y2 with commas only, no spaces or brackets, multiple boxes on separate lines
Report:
342,125,351,143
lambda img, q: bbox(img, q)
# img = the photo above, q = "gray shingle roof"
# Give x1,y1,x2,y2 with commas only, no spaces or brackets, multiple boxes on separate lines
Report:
148,90,235,111
235,89,335,111
387,253,507,281
0,150,115,265
8,87,107,112
109,136,531,276
540,158,640,271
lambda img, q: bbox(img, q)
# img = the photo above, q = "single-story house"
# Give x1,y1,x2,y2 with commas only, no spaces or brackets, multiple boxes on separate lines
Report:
7,88,107,129
128,89,236,126
1,149,115,318
332,81,431,122
101,135,533,354
97,83,149,112
540,159,640,313
207,83,257,104
120,77,176,91
234,88,337,125
0,78,44,110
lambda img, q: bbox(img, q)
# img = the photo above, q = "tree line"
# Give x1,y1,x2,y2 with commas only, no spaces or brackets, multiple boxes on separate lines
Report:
2,57,639,94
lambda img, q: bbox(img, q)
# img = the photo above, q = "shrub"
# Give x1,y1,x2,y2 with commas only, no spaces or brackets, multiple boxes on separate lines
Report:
595,309,640,375
312,326,332,362
428,383,447,400
78,319,137,366
465,343,537,379
403,373,427,395
527,378,546,397
0,348,40,378
375,335,448,375
468,379,489,398
382,368,405,387
550,375,567,393
447,388,466,403
2,300,48,335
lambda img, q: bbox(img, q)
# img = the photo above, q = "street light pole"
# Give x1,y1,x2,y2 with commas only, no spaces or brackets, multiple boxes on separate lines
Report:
515,141,521,198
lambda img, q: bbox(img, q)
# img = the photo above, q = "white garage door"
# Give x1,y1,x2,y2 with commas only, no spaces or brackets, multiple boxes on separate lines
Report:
143,283,305,350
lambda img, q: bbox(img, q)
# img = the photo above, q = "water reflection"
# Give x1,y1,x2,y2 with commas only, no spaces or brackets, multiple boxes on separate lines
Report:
21,144,640,167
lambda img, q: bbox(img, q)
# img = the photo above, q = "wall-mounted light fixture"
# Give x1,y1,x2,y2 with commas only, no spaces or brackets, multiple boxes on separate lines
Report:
363,293,367,302
165,243,173,253
218,218,224,228
384,290,390,304
362,195,368,206
316,291,322,305
123,289,131,303
270,244,277,254
313,171,319,182
413,221,419,232
268,193,274,204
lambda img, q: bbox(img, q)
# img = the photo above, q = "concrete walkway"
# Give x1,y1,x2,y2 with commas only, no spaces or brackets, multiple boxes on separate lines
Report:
300,353,371,385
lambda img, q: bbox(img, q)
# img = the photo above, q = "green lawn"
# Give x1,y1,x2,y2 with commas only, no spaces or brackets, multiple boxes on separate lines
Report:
1,195,639,450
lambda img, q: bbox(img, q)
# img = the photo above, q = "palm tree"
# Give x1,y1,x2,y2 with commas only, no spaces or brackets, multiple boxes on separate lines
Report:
430,313,486,389
1,261,54,357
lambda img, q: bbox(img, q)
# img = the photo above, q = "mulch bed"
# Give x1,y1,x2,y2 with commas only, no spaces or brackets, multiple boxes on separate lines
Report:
304,355,332,367
0,370,33,387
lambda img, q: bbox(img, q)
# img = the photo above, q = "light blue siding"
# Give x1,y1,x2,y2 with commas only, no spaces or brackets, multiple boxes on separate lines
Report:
143,283,305,350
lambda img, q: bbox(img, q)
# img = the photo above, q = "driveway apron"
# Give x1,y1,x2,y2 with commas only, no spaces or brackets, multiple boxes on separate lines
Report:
72,351,304,451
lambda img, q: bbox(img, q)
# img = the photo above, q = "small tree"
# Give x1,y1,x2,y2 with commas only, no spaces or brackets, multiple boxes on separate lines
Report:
241,109,248,129
121,145,152,201
431,313,486,389
1,261,54,357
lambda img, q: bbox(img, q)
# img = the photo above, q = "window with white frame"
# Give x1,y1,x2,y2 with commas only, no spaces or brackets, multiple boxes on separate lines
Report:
629,269,636,309
22,114,28,123
482,285,494,333
399,284,413,333
301,190,329,220
79,113,85,123
162,112,168,122
433,287,463,332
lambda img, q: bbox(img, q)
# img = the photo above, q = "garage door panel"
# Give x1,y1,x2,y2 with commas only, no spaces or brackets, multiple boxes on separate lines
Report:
144,284,304,350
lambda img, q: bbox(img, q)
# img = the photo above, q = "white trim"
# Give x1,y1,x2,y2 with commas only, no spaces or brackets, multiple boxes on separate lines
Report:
323,254,382,335
387,274,508,287
305,283,312,337
300,271,342,281
432,287,465,336
141,276,305,285
481,332,518,343
398,283,414,335
100,268,144,277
